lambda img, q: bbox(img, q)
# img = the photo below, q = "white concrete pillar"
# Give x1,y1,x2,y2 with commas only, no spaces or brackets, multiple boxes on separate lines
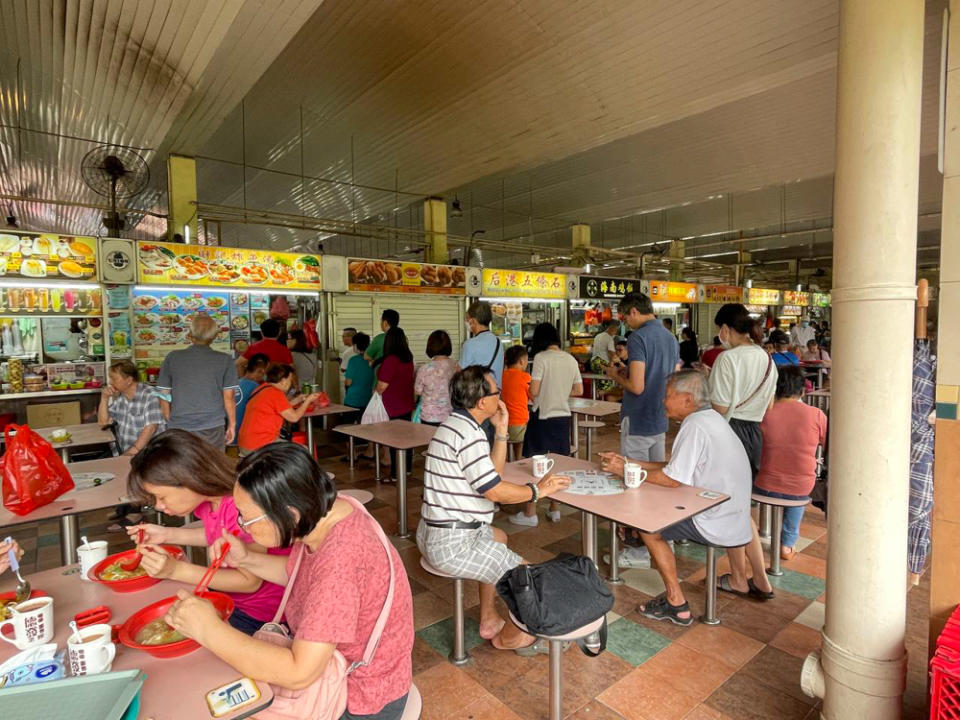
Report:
801,1,924,718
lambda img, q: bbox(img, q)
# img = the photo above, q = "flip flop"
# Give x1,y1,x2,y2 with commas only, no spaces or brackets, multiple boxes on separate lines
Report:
716,573,750,597
638,593,694,627
748,578,775,601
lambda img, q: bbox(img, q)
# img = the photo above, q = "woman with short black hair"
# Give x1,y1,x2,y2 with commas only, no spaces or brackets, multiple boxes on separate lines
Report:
237,364,319,455
376,327,416,480
414,329,456,427
165,444,415,720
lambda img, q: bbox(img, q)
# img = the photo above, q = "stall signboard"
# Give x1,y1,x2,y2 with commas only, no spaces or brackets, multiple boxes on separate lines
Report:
579,276,639,300
812,292,831,307
0,287,101,316
782,291,810,306
347,259,466,295
0,232,98,281
747,288,781,306
703,285,744,304
482,269,566,299
137,242,322,291
648,281,698,303
781,305,803,316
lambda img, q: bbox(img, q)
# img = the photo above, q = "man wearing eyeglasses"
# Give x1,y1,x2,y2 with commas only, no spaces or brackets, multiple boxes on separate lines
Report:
416,365,571,654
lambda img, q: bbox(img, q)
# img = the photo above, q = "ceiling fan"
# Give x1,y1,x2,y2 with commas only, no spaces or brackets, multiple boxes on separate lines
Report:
80,145,150,234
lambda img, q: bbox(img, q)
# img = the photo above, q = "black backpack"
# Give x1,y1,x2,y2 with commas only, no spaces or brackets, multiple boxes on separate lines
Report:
497,553,613,655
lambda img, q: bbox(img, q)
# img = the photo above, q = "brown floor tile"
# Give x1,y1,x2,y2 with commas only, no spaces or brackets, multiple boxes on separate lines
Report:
676,623,764,669
457,693,526,720
639,643,737,701
413,662,489,720
800,541,827,560
739,646,816,706
780,552,826,579
460,640,541,692
568,700,627,719
769,623,822,659
683,706,736,720
798,522,826,542
710,598,792,644
609,583,651,618
412,590,454,631
705,671,811,720
598,664,701,720
758,587,817,623
411,635,445,675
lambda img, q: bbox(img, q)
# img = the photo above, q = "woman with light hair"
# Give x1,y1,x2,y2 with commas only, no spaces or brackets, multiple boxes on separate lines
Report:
157,313,239,450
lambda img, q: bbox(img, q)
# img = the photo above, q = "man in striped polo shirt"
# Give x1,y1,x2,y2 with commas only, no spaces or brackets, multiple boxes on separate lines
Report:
416,365,571,654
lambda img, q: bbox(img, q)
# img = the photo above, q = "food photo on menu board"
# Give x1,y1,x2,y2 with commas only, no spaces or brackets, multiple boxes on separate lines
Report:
137,242,321,290
132,289,230,358
347,259,466,294
0,233,97,280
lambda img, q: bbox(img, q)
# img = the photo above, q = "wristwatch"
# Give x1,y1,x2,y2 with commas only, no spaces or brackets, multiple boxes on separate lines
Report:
527,482,539,502
494,434,509,442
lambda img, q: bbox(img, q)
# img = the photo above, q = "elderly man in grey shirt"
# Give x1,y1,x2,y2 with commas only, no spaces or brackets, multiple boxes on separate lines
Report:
157,313,239,450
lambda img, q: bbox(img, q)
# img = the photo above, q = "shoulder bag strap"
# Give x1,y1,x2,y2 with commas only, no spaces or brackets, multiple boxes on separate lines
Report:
484,333,502,372
735,351,774,410
268,542,307,624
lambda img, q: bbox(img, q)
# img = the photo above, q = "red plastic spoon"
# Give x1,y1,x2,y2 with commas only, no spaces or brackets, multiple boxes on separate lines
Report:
118,528,145,572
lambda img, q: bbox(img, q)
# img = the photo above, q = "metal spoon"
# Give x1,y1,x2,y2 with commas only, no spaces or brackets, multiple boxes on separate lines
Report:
3,536,29,603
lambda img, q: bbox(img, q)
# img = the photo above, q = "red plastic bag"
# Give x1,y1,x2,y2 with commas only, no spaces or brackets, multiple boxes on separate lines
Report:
1,424,75,516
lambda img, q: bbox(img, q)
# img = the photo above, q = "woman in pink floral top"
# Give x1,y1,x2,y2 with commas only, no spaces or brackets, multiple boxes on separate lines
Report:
414,330,458,425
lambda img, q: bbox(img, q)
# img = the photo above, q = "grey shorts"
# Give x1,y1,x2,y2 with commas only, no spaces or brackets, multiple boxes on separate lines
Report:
620,417,665,462
416,522,523,584
659,516,711,545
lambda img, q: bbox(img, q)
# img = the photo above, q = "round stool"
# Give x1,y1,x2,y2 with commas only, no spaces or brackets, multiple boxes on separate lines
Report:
400,683,421,719
751,493,811,576
508,612,606,720
578,420,605,459
420,557,469,664
340,489,374,505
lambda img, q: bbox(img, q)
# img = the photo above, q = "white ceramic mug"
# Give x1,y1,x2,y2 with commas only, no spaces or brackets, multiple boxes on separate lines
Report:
624,463,648,489
67,623,116,676
77,540,108,582
531,455,555,479
0,596,54,650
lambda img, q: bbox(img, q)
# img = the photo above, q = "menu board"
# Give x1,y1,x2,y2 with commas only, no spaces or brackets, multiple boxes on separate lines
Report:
747,288,782,306
482,269,566,299
347,259,466,295
229,293,252,355
106,285,133,358
132,288,230,359
812,292,831,307
0,287,101,315
579,276,639,300
0,232,98,281
137,242,322,291
647,281,698,303
703,285,744,304
782,291,810,306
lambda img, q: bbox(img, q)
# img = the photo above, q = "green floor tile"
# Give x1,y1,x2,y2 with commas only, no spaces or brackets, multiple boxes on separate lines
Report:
768,568,826,599
673,542,709,562
604,617,671,666
416,616,485,658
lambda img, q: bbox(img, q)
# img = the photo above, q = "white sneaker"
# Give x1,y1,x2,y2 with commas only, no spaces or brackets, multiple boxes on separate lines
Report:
602,546,651,569
547,510,562,523
509,511,539,527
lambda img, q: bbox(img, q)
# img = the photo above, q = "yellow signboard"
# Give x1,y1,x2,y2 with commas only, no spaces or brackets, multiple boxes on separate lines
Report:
0,232,98,282
747,288,781,305
703,285,744,304
347,259,466,295
648,281,699,303
137,241,322,291
782,291,810,306
482,269,566,299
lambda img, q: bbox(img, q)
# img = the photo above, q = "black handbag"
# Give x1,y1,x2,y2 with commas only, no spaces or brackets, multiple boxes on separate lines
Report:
496,553,613,655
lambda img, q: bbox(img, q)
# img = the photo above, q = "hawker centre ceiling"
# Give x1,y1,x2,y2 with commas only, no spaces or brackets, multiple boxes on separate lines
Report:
0,0,947,286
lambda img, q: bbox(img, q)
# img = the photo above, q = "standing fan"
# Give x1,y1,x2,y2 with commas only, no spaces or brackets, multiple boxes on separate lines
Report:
81,145,150,233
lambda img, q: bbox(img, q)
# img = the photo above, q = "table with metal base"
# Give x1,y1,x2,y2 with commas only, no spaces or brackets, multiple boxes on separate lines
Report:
32,423,119,463
334,420,437,538
303,402,354,456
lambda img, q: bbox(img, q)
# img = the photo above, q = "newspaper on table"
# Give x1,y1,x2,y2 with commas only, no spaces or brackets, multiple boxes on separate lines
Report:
562,470,624,496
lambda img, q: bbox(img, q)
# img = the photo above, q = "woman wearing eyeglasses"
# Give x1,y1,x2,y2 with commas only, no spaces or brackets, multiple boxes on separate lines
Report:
125,429,288,635
165,444,416,720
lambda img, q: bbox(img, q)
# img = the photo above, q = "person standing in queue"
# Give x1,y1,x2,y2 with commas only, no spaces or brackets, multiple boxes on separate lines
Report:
237,318,293,374
366,309,399,364
375,327,416,481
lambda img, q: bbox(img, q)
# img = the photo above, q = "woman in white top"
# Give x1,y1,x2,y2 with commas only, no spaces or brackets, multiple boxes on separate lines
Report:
512,322,583,527
707,304,778,477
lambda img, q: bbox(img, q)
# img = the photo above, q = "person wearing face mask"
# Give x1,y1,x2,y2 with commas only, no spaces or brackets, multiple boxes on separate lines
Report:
791,319,816,349
708,304,778,478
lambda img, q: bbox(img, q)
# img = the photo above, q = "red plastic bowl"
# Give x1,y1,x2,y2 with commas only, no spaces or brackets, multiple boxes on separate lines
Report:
87,546,185,593
117,591,234,659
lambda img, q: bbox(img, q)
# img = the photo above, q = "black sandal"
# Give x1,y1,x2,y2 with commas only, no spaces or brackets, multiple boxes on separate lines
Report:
748,578,775,601
716,573,750,597
638,593,694,627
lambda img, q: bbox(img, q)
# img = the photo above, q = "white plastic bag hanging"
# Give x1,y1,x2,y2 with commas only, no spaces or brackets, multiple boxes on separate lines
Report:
361,392,389,425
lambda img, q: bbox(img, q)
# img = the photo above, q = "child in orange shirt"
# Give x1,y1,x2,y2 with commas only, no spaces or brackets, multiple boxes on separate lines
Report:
500,345,531,462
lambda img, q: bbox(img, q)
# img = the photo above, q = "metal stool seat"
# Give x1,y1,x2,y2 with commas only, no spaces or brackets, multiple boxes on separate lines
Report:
578,419,606,459
508,612,606,720
751,493,811,576
419,557,470,664
339,488,374,505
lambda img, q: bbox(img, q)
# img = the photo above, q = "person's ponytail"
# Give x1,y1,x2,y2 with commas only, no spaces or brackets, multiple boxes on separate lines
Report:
748,319,763,344
714,303,762,344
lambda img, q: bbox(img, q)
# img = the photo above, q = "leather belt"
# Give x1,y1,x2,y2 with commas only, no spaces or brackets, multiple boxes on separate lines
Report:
424,519,483,530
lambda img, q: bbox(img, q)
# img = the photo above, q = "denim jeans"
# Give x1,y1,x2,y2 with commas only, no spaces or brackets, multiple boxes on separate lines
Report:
753,487,809,548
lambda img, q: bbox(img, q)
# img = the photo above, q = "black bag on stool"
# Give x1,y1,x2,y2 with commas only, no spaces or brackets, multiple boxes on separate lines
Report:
496,553,613,655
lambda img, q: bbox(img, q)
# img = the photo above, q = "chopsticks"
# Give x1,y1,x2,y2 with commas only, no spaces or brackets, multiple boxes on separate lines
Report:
193,541,231,596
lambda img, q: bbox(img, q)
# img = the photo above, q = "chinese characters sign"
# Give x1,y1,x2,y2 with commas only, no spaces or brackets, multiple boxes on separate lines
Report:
782,291,810,306
648,281,699,303
579,276,639,300
747,288,781,305
703,285,744,304
482,269,566,299
137,242,322,291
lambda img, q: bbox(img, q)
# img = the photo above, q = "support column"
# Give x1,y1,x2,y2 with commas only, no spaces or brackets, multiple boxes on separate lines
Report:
571,223,591,265
801,2,924,718
668,240,685,281
424,198,448,264
167,155,198,243
930,0,960,652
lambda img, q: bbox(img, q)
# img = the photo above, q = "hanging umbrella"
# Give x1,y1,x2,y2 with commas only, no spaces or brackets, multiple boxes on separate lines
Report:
908,280,935,579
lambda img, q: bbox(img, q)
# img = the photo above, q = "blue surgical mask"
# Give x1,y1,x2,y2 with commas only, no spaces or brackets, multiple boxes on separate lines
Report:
802,321,809,328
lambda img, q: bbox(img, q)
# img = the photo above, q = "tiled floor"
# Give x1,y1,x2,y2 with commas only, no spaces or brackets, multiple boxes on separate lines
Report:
17,424,932,719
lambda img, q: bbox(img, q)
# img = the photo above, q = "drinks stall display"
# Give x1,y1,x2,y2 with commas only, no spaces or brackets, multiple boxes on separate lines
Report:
480,268,570,350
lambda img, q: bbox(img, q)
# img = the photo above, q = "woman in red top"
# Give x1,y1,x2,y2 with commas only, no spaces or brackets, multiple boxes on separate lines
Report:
237,364,319,455
753,366,827,560
375,327,415,481
165,444,415,720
